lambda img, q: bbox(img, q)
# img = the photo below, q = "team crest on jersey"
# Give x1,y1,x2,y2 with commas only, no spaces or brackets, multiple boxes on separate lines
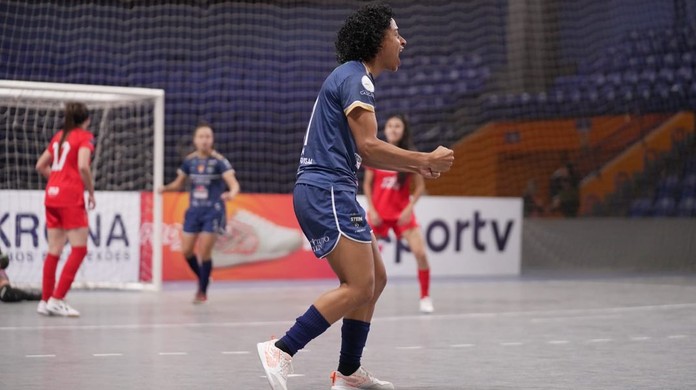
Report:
361,75,375,93
197,164,205,173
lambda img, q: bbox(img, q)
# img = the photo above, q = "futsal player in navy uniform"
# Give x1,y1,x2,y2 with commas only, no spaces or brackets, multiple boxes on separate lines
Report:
160,123,240,303
256,4,454,389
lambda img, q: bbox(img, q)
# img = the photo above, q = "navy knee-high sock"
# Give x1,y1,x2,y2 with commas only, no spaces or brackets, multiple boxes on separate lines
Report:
275,305,330,357
185,255,200,277
337,319,371,376
199,260,212,294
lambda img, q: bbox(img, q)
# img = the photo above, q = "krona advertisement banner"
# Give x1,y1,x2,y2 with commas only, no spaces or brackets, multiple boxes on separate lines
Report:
1,190,140,285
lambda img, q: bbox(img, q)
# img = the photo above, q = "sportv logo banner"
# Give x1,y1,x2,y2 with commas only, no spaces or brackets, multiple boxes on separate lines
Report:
356,196,522,277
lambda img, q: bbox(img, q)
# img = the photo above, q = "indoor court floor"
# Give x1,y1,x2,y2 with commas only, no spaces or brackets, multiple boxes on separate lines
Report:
1,273,695,389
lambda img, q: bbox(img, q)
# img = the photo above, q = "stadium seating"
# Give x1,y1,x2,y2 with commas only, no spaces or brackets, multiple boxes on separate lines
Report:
0,1,502,192
486,26,696,120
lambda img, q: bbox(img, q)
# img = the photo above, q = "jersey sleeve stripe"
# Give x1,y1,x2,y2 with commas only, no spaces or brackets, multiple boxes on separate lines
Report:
344,101,375,115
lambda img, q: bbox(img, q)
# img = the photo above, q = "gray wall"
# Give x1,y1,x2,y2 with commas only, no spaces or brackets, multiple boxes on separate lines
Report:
523,218,696,272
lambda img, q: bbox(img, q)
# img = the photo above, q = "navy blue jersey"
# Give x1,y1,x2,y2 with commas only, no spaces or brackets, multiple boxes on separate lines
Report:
296,61,376,191
178,152,234,208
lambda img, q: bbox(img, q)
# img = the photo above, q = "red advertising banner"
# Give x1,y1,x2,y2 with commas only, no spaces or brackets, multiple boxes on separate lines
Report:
141,192,333,281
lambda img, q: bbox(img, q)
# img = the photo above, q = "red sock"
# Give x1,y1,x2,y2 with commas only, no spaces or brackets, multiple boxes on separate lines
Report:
53,246,87,299
42,254,61,301
418,269,430,299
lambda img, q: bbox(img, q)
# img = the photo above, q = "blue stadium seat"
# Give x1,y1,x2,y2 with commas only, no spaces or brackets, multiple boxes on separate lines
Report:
677,197,696,217
653,197,676,217
629,197,653,217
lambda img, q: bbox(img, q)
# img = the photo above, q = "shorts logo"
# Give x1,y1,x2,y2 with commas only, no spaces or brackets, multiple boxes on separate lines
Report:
310,236,330,252
350,214,365,228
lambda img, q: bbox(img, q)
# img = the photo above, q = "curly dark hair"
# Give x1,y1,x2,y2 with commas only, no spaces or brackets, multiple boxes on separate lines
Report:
335,3,394,64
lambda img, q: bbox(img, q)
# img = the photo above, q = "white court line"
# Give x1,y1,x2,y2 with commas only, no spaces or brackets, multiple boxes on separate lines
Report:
26,354,55,358
451,343,475,348
262,374,305,378
630,336,651,341
93,353,123,357
158,352,188,356
547,340,570,345
667,335,688,339
587,338,612,343
500,342,524,346
531,314,621,323
3,302,695,332
221,351,250,355
297,349,311,353
396,346,423,350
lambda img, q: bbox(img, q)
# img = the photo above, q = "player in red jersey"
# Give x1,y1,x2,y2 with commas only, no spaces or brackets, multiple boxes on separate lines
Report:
364,114,434,313
34,102,96,317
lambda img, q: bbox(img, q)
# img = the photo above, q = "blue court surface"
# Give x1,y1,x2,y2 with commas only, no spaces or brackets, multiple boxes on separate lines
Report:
1,274,695,389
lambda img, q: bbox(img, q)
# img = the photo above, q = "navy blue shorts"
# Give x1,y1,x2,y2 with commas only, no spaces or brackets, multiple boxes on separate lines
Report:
183,204,226,234
293,184,372,258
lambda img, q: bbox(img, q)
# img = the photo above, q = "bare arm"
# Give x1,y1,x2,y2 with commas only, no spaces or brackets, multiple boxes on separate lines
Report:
78,147,96,209
363,168,382,226
159,171,187,192
348,108,453,177
221,170,240,201
348,108,427,173
409,173,426,207
363,169,375,210
35,151,53,179
396,173,426,226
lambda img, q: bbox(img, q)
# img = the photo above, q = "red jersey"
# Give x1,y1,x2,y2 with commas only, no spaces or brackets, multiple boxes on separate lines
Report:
44,128,94,207
367,167,412,220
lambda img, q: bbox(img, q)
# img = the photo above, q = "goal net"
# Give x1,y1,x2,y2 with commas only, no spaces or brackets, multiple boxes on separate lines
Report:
0,80,164,290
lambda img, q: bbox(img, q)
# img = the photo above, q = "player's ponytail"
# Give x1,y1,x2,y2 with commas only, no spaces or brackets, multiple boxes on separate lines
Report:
59,102,89,153
389,114,415,186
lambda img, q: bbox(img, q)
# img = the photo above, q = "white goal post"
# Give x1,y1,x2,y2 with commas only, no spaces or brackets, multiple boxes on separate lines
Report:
0,80,164,291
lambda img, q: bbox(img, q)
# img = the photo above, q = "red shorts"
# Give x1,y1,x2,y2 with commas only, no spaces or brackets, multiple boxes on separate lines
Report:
370,215,419,239
45,206,88,229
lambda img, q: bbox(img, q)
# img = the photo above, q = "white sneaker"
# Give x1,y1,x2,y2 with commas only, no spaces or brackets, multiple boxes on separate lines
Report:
257,339,293,390
331,367,394,389
213,210,303,267
46,297,80,317
37,300,50,316
419,296,434,314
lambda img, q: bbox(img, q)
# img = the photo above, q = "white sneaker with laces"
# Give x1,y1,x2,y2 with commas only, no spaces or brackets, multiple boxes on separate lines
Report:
257,339,293,390
37,300,50,316
330,367,394,389
46,297,80,317
419,296,434,314
213,210,303,268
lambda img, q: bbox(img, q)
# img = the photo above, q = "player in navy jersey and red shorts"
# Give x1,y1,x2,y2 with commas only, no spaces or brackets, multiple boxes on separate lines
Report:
364,114,434,314
160,123,240,303
35,102,96,317
256,4,454,390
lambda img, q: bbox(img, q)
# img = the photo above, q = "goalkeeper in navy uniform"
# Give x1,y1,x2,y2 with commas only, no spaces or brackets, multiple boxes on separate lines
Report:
256,4,454,390
160,123,240,303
